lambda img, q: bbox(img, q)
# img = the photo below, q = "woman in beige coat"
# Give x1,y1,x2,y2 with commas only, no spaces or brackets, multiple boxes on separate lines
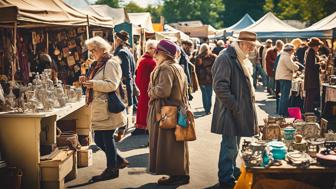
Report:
147,39,190,185
275,43,299,116
82,36,127,182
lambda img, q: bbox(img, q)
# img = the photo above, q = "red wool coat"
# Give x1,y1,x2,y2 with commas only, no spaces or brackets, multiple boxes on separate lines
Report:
135,53,156,129
265,48,278,77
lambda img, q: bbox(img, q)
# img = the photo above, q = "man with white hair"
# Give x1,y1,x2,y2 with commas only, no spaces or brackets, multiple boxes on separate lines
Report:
132,40,157,136
211,31,258,189
212,40,225,55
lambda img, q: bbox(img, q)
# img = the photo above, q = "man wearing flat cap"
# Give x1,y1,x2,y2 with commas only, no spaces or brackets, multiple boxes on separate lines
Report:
211,31,258,188
304,37,323,113
113,30,136,134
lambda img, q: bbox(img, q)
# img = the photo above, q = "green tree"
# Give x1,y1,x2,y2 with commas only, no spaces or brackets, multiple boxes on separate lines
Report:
123,2,163,23
222,0,266,27
162,0,225,28
264,0,336,25
146,5,163,23
95,0,119,8
124,2,145,13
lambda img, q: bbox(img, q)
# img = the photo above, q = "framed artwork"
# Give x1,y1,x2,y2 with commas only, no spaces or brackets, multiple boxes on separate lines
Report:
77,27,86,34
92,31,103,38
62,47,69,58
67,55,76,66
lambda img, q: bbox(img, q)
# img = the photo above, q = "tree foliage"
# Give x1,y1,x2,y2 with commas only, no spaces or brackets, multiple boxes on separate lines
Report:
264,0,336,25
95,0,119,8
95,0,335,29
124,2,163,23
222,0,266,27
162,0,225,28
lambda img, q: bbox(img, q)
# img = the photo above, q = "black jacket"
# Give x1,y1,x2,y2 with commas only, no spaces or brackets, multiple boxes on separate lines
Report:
211,45,258,136
304,47,320,90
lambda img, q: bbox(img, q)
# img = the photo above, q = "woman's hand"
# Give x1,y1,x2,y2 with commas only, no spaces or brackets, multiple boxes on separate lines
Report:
83,80,93,88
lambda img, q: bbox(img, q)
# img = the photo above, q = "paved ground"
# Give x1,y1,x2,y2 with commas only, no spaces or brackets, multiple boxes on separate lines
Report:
65,87,276,189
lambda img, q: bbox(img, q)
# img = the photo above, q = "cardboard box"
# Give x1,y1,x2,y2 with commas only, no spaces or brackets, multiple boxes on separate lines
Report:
77,146,92,167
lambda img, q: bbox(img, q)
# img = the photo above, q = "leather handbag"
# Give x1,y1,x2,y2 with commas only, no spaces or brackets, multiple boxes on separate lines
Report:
170,65,197,141
175,110,196,141
156,106,178,129
102,65,126,113
108,89,125,113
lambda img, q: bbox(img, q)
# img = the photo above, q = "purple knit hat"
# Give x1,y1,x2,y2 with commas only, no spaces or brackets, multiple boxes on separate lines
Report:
156,39,177,59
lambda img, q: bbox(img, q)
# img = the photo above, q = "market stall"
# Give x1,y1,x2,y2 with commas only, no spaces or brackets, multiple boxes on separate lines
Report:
0,0,114,85
0,1,114,188
238,115,336,188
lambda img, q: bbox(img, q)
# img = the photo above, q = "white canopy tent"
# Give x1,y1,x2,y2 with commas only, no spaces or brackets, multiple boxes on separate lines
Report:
243,12,299,38
128,12,154,33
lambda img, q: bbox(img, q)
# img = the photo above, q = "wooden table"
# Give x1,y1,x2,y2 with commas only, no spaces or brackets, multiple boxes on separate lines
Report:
243,159,336,188
0,98,91,189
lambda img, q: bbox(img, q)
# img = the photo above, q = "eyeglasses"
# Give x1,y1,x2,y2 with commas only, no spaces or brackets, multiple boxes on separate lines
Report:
88,48,97,53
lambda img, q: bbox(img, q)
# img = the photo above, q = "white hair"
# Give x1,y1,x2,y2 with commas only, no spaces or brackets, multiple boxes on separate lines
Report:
199,43,210,54
85,36,111,52
145,39,157,52
217,40,225,47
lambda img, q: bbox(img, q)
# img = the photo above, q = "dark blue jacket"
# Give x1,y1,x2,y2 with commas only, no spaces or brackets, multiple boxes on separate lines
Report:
179,48,191,85
114,45,135,106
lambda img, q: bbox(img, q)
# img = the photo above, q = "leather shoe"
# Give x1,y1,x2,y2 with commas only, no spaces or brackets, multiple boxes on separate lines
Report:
117,158,129,169
91,168,119,182
217,181,236,189
158,175,190,185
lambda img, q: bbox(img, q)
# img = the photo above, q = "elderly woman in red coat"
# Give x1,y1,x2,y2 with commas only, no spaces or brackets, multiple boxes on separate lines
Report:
132,40,157,135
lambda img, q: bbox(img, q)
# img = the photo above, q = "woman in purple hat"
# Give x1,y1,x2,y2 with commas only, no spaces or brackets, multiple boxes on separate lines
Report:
147,39,190,185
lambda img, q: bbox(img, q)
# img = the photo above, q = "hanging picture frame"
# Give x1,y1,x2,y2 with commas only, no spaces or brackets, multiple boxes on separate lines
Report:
67,55,76,66
62,47,69,58
77,27,86,34
92,31,103,38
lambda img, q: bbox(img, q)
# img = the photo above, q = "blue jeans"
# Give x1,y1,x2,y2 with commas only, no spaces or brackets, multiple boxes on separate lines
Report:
253,64,268,87
200,85,213,113
94,130,124,169
278,80,292,116
218,135,241,184
268,77,275,94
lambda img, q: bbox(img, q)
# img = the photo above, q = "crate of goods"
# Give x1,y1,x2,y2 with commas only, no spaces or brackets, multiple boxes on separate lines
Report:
40,150,74,189
77,146,93,167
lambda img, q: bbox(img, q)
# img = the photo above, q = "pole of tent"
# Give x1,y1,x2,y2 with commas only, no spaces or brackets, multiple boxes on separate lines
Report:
86,15,90,40
46,31,49,54
12,21,17,82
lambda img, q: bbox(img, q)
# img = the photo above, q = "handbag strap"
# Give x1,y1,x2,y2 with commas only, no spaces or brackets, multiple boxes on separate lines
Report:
150,63,189,108
103,61,123,95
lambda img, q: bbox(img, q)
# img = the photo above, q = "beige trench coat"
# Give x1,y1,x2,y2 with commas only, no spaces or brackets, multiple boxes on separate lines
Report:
147,59,189,176
90,56,127,131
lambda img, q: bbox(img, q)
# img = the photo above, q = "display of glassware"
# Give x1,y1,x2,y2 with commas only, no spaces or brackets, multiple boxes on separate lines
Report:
3,69,83,113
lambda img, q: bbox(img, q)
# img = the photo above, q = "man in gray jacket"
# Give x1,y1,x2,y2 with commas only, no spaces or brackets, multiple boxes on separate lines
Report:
211,31,258,188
